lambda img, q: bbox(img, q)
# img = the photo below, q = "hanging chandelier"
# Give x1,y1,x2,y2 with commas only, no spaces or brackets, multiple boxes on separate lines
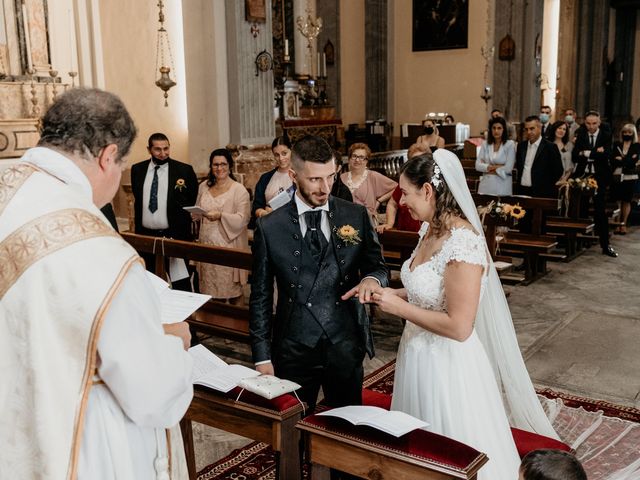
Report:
154,0,176,107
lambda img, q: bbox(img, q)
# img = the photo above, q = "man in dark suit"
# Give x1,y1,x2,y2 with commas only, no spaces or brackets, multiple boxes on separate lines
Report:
515,115,564,199
131,133,199,287
250,135,388,412
572,111,617,257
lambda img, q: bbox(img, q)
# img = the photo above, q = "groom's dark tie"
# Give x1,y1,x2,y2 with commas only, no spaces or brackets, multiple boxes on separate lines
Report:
304,210,328,264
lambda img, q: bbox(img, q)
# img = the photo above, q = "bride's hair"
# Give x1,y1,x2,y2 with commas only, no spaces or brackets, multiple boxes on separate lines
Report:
400,153,465,236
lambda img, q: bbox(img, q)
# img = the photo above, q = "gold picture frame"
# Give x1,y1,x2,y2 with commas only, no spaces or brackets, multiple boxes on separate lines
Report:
245,0,266,23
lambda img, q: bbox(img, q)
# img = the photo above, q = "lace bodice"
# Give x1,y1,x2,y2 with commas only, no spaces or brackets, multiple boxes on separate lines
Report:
400,226,488,313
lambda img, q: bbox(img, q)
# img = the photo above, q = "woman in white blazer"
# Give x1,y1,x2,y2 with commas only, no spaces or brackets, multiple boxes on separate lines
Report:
475,116,516,196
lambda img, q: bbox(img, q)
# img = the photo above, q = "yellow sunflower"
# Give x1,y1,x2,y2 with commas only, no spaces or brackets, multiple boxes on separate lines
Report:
510,204,526,220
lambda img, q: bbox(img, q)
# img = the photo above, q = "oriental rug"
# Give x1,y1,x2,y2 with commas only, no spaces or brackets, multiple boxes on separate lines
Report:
197,360,640,480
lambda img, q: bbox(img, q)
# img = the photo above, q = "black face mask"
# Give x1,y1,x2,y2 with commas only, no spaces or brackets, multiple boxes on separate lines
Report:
622,134,634,142
151,155,169,166
424,127,435,135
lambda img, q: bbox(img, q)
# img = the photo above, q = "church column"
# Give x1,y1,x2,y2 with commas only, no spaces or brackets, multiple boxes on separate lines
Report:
492,0,544,124
573,0,610,116
225,0,275,145
610,6,636,126
556,0,579,113
365,0,387,122
540,0,560,115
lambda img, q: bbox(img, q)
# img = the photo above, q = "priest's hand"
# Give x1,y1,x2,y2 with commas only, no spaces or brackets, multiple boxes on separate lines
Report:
256,362,274,375
163,322,191,350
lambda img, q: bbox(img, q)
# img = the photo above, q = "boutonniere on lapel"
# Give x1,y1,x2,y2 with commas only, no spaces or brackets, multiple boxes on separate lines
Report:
174,178,186,192
335,224,361,245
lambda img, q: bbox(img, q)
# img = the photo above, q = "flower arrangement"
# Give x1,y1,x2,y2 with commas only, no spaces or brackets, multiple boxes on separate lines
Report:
477,200,526,224
175,178,186,191
336,224,361,245
566,176,598,192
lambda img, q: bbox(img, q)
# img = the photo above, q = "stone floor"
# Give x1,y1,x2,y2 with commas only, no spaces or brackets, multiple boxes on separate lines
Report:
192,224,640,472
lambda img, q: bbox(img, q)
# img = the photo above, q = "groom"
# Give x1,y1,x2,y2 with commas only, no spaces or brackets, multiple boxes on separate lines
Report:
250,135,388,411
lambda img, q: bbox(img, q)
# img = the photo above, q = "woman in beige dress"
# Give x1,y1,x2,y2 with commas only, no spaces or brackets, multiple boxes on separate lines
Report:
341,142,397,222
195,148,250,304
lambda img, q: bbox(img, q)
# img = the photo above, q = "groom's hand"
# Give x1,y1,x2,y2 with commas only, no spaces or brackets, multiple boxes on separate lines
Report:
341,277,380,303
256,362,275,375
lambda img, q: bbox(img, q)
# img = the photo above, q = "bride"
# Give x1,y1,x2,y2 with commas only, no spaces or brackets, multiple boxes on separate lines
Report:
370,150,557,479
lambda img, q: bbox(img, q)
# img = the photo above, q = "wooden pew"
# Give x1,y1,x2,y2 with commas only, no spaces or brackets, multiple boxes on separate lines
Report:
121,232,253,342
473,194,559,284
545,216,595,260
298,415,488,479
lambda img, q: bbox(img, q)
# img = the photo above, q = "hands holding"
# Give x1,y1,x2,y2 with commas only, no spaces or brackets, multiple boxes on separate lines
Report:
341,277,381,304
256,207,273,218
163,322,191,351
375,223,392,234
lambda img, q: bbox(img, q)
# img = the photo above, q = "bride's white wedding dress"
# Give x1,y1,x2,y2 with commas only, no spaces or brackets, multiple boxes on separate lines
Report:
391,226,521,479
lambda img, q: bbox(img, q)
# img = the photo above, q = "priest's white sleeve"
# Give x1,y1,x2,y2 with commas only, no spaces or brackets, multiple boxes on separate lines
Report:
97,262,194,427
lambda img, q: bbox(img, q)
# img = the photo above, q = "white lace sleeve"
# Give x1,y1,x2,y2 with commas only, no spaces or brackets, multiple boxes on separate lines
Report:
441,228,487,268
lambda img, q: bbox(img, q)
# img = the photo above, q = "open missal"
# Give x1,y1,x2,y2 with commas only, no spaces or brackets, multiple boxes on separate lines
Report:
146,272,211,324
188,344,259,393
317,406,429,437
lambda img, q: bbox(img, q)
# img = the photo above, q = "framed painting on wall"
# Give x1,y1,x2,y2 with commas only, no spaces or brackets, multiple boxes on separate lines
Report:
412,0,468,52
245,0,266,23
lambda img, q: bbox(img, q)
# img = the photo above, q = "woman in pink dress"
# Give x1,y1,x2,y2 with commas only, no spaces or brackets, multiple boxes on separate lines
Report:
341,142,397,223
195,148,250,304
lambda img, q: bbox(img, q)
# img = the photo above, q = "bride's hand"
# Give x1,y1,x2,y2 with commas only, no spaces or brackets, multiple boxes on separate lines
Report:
370,288,404,316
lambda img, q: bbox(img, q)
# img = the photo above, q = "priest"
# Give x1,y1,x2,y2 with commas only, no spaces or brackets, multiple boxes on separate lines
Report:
0,88,194,479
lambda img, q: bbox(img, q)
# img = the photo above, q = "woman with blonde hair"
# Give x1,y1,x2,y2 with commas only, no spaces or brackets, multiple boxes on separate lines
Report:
611,123,640,234
341,142,397,221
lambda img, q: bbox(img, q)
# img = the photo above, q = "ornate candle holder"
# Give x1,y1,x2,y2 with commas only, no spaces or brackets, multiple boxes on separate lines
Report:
296,4,322,78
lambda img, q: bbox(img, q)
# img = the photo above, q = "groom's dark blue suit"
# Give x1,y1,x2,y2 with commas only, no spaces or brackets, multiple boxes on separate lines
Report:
250,195,388,410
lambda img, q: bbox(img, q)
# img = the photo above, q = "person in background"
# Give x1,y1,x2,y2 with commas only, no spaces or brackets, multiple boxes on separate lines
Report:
491,108,503,119
515,115,564,199
519,450,587,480
573,110,616,257
546,120,575,184
563,107,580,139
330,150,353,202
341,142,397,223
444,114,455,125
475,116,516,196
0,88,193,479
131,132,198,290
416,118,445,150
194,148,250,304
610,124,640,235
540,105,552,136
376,143,426,233
251,135,294,224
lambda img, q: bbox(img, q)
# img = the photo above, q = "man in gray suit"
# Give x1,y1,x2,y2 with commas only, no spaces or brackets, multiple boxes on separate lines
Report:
250,135,388,411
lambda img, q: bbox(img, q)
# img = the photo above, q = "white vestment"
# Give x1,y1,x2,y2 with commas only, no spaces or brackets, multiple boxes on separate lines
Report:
0,148,193,480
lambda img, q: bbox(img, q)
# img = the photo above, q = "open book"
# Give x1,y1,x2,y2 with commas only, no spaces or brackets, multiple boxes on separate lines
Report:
188,344,260,393
317,406,429,437
146,272,211,324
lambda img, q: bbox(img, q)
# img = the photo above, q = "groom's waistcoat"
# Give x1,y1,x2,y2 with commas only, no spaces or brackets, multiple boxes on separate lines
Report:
282,238,357,348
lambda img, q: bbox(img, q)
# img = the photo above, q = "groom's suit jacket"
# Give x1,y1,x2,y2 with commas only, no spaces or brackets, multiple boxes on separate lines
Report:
250,195,388,364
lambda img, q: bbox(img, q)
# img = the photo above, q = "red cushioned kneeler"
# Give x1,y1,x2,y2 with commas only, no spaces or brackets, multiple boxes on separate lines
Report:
361,388,571,458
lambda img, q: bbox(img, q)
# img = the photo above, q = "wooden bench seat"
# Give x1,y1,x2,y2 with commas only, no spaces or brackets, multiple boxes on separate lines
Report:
545,216,595,260
189,301,251,343
498,232,558,285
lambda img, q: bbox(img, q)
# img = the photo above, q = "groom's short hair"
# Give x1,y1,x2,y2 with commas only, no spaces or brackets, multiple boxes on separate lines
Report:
520,450,586,480
291,135,335,171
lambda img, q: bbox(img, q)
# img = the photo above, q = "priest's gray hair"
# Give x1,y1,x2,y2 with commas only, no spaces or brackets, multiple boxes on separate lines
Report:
38,88,137,163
